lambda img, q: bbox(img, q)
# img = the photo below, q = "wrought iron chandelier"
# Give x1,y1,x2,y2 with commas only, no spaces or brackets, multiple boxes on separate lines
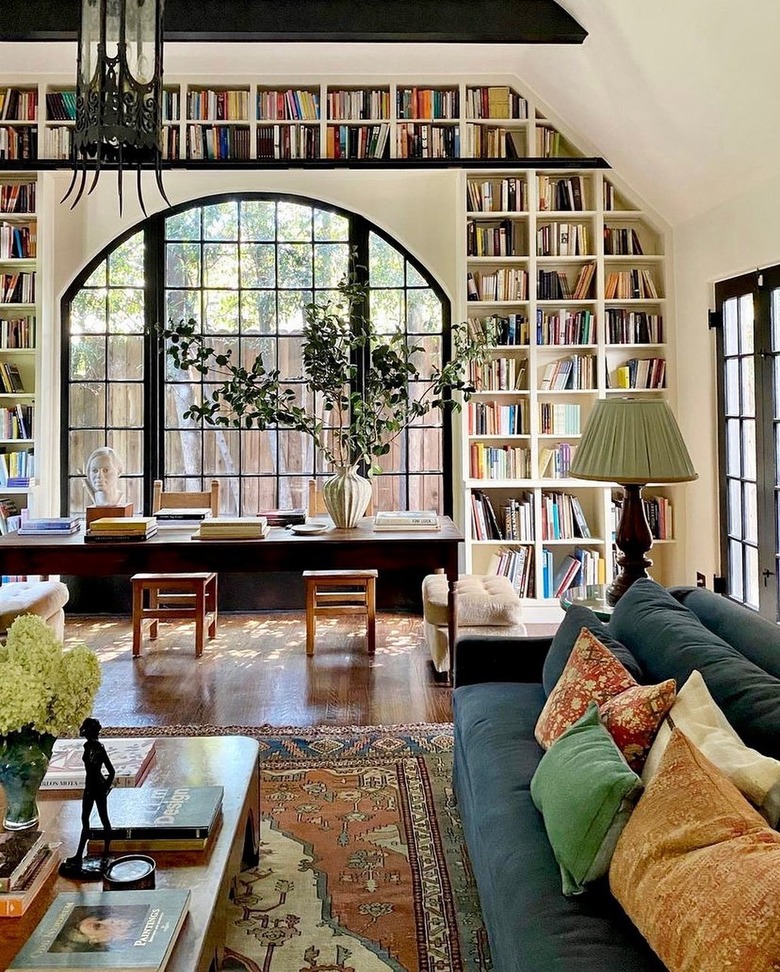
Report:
62,0,169,214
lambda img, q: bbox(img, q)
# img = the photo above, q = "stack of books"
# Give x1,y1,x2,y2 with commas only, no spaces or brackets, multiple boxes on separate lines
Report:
257,508,306,526
85,516,158,542
87,785,224,852
42,737,156,791
17,516,81,536
192,516,269,540
372,510,440,532
0,831,61,917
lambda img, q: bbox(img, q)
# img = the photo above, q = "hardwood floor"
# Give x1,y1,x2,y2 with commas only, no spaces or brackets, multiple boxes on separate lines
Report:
66,611,556,729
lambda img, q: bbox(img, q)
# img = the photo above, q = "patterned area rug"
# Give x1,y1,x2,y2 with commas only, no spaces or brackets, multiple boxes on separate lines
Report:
104,724,490,972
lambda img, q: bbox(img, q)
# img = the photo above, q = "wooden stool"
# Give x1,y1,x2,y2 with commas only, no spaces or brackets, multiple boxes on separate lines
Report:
131,572,218,658
303,569,377,656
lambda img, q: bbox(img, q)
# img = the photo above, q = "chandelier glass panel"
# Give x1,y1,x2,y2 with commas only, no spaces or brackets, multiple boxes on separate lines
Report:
64,0,167,213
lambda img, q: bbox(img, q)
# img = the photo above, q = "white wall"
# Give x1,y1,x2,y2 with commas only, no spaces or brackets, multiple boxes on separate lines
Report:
673,170,780,585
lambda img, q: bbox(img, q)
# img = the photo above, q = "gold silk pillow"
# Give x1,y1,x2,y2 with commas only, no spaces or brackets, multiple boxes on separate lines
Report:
534,627,676,771
610,729,780,972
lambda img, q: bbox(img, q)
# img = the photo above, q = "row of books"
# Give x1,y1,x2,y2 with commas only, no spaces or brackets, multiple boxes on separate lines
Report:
469,443,530,480
0,498,22,533
537,263,595,301
0,183,35,214
187,126,251,161
469,356,527,392
539,354,596,391
327,124,391,160
467,177,526,214
539,402,581,435
0,88,37,121
396,123,459,160
0,223,36,260
537,222,590,257
464,86,527,120
161,127,180,159
609,357,666,389
0,404,33,438
0,316,35,348
467,218,521,257
467,268,529,302
43,127,71,160
605,309,663,344
396,87,460,120
538,175,586,212
467,400,529,436
542,545,606,599
0,360,24,392
0,128,37,161
611,494,674,541
44,90,76,121
536,125,565,158
541,491,591,540
467,314,529,347
471,491,535,542
163,88,181,121
258,88,321,121
604,268,660,300
537,309,595,346
538,441,577,479
604,226,645,255
0,449,34,485
187,88,250,120
463,125,524,159
257,125,320,160
487,544,534,596
327,88,391,120
0,273,35,304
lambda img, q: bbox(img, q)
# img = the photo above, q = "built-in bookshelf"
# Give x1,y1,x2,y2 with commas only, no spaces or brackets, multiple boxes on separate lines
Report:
0,173,37,527
463,166,671,613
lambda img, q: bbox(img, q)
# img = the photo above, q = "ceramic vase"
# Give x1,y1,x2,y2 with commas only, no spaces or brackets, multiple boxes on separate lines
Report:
322,465,372,528
0,729,55,830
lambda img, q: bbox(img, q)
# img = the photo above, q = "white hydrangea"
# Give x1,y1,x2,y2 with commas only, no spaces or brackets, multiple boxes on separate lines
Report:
0,615,102,737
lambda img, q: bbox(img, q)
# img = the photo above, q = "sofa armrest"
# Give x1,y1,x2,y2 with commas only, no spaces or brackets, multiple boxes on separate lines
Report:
453,634,553,688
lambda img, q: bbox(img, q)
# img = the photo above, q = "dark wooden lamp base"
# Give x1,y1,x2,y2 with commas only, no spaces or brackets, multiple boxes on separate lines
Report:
606,483,653,606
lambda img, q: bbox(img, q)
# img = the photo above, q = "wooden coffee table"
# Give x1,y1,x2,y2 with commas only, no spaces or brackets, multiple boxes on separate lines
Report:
0,735,260,972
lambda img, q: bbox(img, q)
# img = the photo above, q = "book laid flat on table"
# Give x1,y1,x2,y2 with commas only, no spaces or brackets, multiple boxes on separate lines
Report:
42,738,156,791
372,510,440,531
0,845,61,918
8,888,190,970
87,785,223,852
0,831,46,892
154,507,211,521
85,516,158,542
192,517,268,540
17,517,81,535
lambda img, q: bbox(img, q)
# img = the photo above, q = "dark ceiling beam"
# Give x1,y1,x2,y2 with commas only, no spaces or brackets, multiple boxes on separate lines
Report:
0,0,586,44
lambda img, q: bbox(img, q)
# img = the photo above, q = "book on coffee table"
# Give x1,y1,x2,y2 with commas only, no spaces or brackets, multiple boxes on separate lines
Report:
0,831,47,892
8,888,190,969
42,738,156,791
87,785,223,851
0,845,61,918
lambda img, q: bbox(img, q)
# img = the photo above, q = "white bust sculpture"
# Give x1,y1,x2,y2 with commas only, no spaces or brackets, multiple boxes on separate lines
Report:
85,447,125,506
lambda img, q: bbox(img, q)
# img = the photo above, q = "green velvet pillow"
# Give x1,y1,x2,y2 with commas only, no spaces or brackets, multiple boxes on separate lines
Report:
530,702,644,896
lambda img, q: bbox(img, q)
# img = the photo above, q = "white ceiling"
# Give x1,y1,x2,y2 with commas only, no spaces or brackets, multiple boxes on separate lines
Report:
2,0,776,227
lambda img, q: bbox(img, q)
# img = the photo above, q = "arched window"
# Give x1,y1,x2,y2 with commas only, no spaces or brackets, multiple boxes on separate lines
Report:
64,194,452,516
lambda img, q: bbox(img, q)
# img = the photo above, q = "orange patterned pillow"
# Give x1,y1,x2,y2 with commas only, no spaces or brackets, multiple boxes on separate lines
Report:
610,730,780,972
535,627,675,771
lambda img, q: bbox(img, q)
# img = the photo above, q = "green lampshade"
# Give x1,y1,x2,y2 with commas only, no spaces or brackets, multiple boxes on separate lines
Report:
569,398,697,484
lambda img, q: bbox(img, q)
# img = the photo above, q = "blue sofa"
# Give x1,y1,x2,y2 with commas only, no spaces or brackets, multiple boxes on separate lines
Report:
452,579,780,972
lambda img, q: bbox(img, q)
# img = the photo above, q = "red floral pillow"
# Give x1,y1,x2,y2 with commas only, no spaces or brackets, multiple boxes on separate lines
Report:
535,627,676,771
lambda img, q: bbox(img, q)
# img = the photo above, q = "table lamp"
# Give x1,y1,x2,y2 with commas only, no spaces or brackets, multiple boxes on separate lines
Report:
568,398,697,605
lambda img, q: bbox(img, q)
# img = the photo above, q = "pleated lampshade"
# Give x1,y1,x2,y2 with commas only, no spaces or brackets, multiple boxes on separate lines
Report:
569,398,697,484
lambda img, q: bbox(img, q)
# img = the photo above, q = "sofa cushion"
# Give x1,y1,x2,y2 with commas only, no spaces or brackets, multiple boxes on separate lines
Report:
543,604,643,695
0,580,69,631
422,573,523,627
535,628,676,771
643,670,780,826
610,730,780,972
610,579,780,759
669,585,780,679
531,703,643,895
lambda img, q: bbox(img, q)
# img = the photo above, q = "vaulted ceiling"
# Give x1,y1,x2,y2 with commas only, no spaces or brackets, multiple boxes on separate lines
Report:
1,0,776,226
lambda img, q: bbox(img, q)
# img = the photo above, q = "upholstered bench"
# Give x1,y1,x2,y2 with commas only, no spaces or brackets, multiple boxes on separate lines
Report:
0,580,70,641
422,572,526,674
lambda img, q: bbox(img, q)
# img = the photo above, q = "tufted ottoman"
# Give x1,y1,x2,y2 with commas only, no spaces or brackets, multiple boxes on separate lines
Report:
422,573,526,674
0,581,70,642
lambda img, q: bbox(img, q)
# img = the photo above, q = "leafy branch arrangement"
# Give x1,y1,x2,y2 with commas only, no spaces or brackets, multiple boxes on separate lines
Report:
160,265,495,472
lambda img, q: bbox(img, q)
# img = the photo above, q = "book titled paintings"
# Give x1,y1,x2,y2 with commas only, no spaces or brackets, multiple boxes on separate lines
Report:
8,888,190,970
87,785,223,852
42,738,156,791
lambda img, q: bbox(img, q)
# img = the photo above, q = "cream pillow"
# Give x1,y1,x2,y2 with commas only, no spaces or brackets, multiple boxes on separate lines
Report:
642,669,780,826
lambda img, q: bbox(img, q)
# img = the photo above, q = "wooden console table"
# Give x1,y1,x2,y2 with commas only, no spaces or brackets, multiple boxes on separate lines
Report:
0,735,260,972
0,517,463,651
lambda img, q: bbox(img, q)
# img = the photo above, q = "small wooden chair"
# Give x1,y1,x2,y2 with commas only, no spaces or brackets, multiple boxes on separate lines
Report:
131,571,218,658
153,478,220,516
303,569,377,656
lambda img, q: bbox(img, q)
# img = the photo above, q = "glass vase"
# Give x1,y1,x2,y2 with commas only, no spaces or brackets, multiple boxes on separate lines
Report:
0,729,55,831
